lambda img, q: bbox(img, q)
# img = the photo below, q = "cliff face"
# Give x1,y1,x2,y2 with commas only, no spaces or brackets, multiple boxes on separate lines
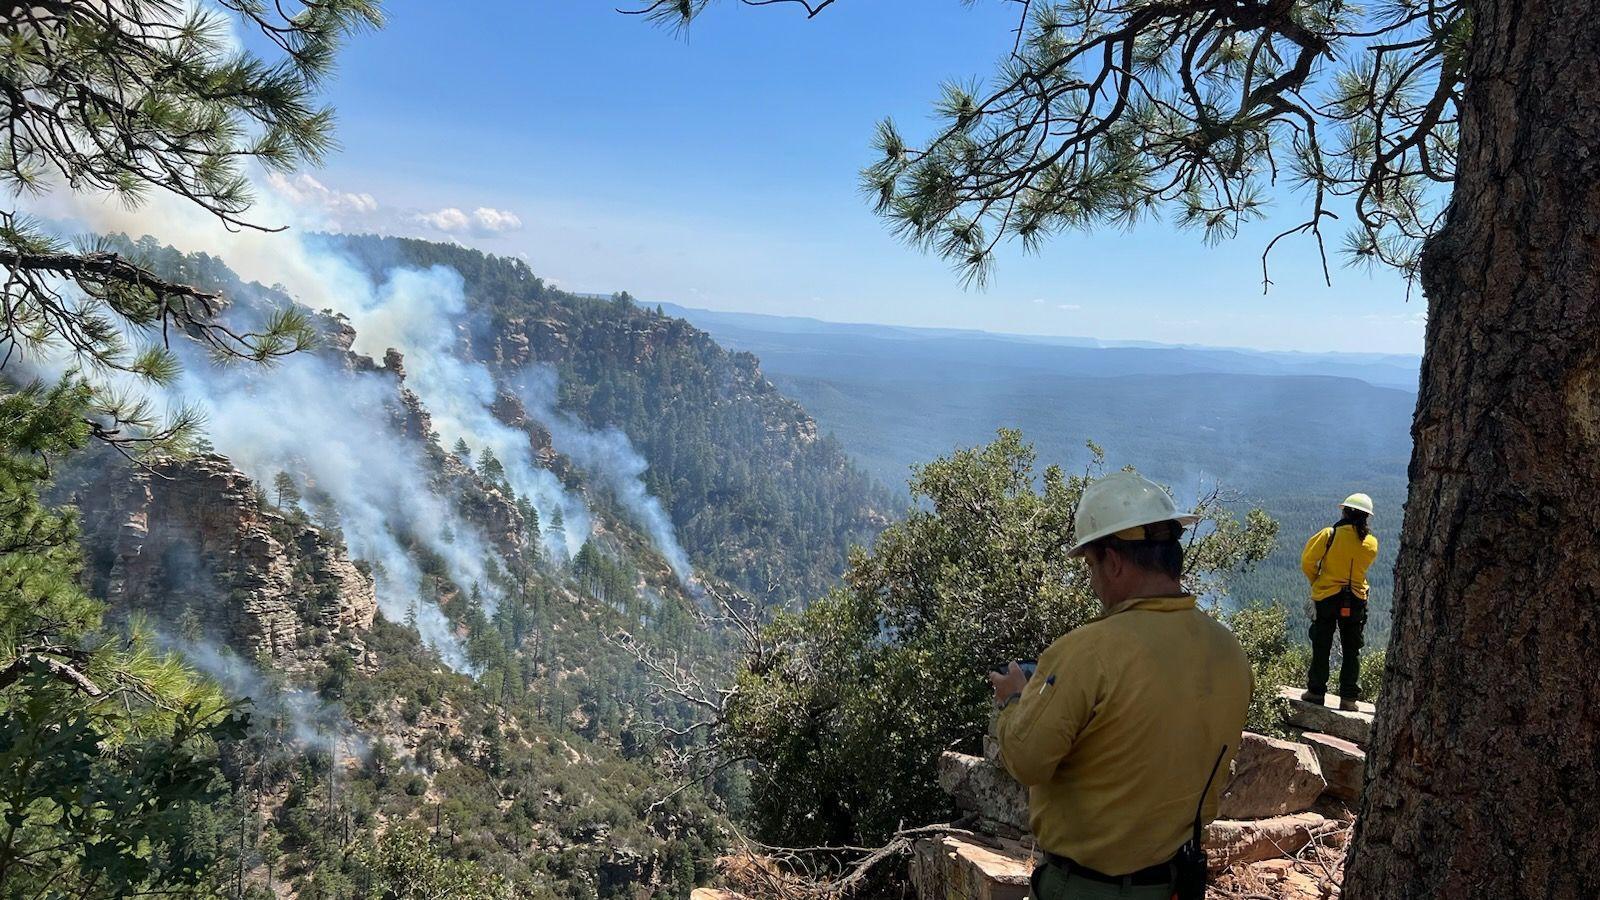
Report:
483,304,890,601
76,454,377,668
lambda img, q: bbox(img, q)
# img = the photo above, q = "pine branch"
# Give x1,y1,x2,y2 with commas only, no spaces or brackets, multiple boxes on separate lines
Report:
0,652,105,698
0,249,220,304
636,0,1464,286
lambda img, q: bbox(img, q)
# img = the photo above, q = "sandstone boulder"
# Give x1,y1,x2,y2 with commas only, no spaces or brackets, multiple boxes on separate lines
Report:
1219,732,1327,818
1279,687,1374,745
909,835,1032,900
937,752,1029,834
1300,731,1366,802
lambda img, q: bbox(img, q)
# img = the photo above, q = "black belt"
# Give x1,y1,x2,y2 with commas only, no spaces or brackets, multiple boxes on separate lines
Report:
1043,851,1175,887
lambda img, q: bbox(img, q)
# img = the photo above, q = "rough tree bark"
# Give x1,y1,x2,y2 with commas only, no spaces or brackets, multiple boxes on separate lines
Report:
1345,0,1600,897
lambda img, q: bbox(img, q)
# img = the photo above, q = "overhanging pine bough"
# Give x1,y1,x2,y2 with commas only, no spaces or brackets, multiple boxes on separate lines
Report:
636,0,1463,289
0,0,381,400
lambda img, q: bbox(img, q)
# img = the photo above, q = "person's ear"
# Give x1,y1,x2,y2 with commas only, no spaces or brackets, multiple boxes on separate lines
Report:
1100,545,1122,578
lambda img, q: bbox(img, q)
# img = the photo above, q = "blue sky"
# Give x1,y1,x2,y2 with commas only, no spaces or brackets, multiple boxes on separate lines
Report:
284,0,1425,355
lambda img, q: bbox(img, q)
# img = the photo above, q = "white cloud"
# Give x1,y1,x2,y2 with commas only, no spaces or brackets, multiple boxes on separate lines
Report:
1057,303,1082,311
413,205,523,236
1031,298,1046,304
258,174,523,240
414,206,472,232
471,206,522,233
265,172,378,216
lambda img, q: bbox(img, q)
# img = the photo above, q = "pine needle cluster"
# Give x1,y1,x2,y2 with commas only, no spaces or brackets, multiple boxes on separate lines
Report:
643,0,1462,289
0,1,377,448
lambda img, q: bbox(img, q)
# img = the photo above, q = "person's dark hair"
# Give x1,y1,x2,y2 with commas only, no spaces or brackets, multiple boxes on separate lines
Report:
1090,519,1185,579
1339,507,1371,540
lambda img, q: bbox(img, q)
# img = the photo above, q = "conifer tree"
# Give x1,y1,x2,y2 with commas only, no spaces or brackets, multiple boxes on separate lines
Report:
272,472,301,509
476,448,506,483
516,497,540,545
1,0,382,448
0,5,379,896
0,382,244,897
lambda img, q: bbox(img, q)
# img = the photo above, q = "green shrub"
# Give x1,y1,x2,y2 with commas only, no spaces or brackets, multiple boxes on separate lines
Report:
1226,602,1310,737
723,433,1278,846
1358,646,1387,703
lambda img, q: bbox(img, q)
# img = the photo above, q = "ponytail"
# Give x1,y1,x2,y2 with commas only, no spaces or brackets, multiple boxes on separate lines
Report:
1339,507,1371,540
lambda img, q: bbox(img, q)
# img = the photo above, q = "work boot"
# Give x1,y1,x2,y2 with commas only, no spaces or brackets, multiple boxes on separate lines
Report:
1300,690,1325,705
1339,697,1360,711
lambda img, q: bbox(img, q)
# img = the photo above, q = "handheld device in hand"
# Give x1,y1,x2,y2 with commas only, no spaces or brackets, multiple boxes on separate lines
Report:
992,660,1037,680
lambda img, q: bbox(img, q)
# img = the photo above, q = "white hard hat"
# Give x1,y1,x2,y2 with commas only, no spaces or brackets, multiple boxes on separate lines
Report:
1067,471,1200,558
1341,493,1375,516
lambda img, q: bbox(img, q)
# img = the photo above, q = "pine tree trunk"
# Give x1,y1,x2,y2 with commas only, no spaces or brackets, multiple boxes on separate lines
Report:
1344,0,1600,896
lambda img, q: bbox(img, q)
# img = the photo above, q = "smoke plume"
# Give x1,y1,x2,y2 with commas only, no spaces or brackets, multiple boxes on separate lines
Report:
337,264,592,559
164,634,371,763
170,348,492,670
514,366,696,588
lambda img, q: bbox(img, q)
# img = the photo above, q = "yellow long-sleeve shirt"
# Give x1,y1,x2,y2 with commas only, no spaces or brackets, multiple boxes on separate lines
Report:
1300,525,1379,601
995,595,1252,876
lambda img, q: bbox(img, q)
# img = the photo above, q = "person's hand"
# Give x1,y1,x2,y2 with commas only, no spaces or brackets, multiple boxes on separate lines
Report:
988,661,1028,706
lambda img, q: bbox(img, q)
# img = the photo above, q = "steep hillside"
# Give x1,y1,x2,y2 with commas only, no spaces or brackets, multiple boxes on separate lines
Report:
72,453,377,670
49,236,782,898
57,445,729,897
325,235,891,605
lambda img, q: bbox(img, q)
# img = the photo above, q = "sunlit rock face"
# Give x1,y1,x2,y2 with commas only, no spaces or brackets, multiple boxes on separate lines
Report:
76,453,376,670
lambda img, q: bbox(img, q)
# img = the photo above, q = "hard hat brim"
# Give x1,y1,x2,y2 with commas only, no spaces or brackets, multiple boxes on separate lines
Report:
1339,501,1375,516
1067,513,1202,558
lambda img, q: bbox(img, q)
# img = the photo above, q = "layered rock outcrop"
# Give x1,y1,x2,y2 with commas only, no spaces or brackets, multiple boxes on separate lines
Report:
76,454,376,669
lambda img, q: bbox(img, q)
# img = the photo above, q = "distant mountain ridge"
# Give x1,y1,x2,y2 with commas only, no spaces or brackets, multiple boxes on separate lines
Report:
655,300,1416,642
656,302,1422,390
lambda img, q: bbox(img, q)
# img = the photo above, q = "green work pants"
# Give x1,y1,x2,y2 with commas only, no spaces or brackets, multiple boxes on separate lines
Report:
1030,863,1174,900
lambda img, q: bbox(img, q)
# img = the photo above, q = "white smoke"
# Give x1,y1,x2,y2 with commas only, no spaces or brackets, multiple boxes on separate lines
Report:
337,264,592,559
168,347,493,670
21,176,601,662
161,633,371,763
23,169,700,637
513,366,697,588
71,182,597,559
7,326,490,672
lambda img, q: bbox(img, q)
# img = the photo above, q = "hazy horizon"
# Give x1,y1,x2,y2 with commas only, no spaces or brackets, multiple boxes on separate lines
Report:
648,299,1425,362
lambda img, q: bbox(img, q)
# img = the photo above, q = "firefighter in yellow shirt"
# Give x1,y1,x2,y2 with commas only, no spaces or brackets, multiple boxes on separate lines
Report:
988,471,1252,900
1299,493,1379,710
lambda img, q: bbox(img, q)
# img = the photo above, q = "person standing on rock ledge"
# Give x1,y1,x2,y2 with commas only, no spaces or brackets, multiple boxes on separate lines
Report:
1299,493,1379,711
988,470,1253,900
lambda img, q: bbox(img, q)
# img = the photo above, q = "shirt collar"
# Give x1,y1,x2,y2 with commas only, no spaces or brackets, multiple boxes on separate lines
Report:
1097,594,1197,619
